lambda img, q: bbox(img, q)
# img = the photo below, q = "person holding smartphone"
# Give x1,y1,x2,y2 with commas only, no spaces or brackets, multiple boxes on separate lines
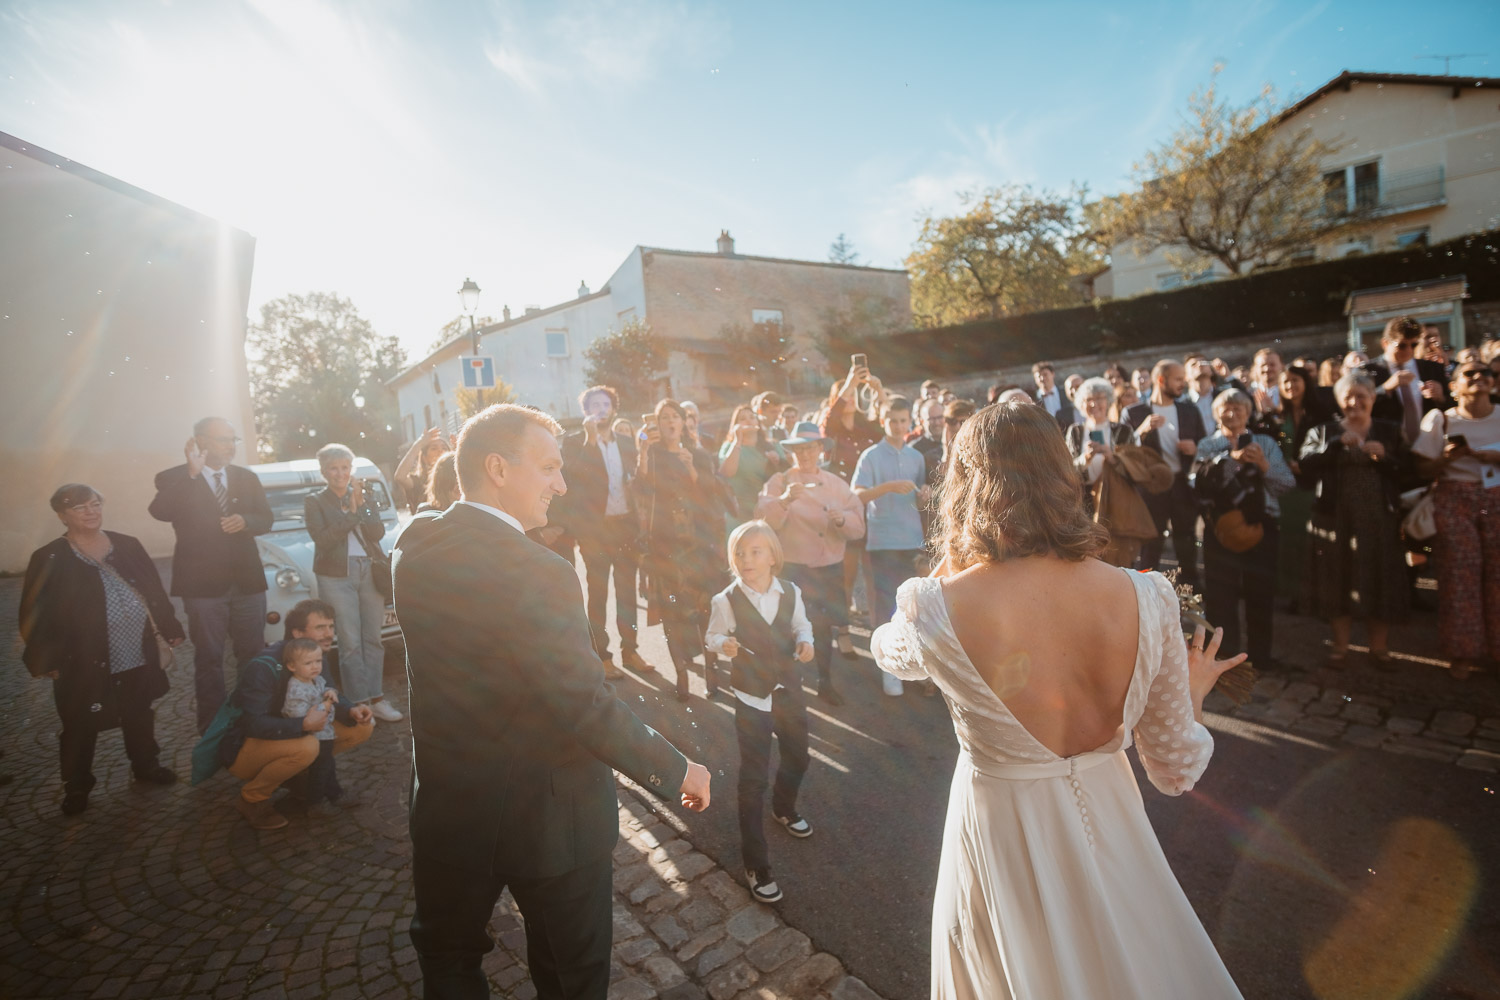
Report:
1064,378,1136,492
1412,362,1500,679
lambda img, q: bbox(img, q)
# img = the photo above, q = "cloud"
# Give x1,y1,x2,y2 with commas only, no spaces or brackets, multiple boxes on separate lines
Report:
483,0,725,94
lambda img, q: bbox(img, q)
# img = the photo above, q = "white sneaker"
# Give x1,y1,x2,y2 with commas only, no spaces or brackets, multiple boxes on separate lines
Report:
746,869,783,903
368,700,404,722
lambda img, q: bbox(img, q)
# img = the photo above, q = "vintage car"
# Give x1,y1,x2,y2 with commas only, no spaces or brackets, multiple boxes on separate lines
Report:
250,458,403,646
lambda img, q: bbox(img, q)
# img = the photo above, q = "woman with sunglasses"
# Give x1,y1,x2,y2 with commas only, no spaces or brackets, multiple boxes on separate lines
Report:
1412,363,1500,679
20,485,185,815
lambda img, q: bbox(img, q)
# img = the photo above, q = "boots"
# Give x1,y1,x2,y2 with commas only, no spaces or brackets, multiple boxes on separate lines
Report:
234,795,289,830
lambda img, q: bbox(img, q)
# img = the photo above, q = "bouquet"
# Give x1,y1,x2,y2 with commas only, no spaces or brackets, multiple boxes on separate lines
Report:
1166,571,1257,706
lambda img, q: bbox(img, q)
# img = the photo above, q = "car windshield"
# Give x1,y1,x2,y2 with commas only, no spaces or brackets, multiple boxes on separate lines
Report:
266,480,394,528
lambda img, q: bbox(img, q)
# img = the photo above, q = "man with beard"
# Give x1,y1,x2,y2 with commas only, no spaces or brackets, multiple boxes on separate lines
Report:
1126,360,1207,589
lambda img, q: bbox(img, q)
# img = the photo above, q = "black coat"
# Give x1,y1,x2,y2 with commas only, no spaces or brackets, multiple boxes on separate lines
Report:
1123,399,1208,466
1298,419,1410,519
392,502,689,877
1362,358,1453,426
304,486,386,577
552,431,638,545
1035,389,1078,429
19,532,185,723
148,464,272,597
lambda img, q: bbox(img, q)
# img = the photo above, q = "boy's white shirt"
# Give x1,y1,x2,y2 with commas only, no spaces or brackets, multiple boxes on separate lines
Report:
706,576,814,712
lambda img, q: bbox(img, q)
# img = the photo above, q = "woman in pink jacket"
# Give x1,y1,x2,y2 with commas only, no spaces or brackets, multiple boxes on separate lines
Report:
755,422,865,705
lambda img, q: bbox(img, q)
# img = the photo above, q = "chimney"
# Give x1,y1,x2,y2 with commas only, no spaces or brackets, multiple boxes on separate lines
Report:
502,304,512,321
525,305,541,315
578,280,590,298
716,229,735,256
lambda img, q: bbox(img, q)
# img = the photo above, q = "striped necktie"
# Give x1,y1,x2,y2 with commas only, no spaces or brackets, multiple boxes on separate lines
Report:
211,470,229,513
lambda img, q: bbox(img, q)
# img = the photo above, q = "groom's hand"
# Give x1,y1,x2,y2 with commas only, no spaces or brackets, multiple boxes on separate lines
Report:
680,761,711,812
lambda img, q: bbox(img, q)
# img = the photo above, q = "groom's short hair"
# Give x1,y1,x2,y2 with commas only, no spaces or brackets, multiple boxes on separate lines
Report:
455,404,561,495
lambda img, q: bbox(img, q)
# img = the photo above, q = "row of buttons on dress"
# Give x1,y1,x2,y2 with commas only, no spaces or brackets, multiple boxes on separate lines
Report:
1068,758,1096,851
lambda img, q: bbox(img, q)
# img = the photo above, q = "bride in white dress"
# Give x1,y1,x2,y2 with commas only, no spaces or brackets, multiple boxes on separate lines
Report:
872,400,1245,1000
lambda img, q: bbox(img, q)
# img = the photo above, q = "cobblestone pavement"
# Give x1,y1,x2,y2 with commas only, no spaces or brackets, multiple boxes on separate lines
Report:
0,576,886,1000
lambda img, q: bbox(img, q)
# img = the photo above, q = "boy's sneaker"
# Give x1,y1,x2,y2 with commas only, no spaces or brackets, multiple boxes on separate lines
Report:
746,868,783,903
774,812,813,838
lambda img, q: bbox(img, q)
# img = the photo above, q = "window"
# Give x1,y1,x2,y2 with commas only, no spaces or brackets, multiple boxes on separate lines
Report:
617,307,638,324
1155,268,1215,291
546,330,569,357
402,414,415,442
431,370,441,394
1323,160,1379,214
423,405,432,430
439,400,449,430
1395,227,1430,249
752,308,784,326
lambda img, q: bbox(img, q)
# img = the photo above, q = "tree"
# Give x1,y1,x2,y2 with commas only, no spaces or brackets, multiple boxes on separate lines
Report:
247,292,407,461
717,318,799,395
906,185,1093,327
454,381,517,420
580,318,667,414
428,313,497,354
810,292,905,377
828,233,861,265
1097,72,1354,279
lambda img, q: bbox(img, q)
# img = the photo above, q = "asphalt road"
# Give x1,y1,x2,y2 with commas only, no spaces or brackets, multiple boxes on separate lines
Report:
610,598,1500,1000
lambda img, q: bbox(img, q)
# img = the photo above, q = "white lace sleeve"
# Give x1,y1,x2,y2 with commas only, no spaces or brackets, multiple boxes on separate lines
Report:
870,578,930,681
1134,574,1214,796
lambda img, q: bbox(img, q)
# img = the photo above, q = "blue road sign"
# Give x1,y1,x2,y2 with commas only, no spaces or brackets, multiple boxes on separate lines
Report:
461,356,496,389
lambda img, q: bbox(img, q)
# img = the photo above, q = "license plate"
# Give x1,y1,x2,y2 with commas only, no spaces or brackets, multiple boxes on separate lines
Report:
383,608,399,628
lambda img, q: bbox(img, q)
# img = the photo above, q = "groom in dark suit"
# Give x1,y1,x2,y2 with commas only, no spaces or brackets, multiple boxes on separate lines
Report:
394,404,711,1000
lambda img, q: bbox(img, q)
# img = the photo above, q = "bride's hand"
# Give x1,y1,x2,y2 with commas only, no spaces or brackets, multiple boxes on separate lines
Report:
1185,625,1246,721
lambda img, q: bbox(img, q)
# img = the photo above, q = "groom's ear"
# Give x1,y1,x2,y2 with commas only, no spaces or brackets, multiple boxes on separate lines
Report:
484,451,508,487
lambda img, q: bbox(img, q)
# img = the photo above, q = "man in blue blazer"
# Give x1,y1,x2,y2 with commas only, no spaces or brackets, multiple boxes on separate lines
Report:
149,417,272,733
394,404,711,1000
1125,360,1208,590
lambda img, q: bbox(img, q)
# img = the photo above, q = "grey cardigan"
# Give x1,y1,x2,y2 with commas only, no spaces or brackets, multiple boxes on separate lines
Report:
304,486,386,577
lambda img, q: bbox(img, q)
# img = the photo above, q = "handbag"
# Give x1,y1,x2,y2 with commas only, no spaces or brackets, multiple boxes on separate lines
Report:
1401,412,1446,542
1094,463,1159,541
1114,443,1175,496
360,521,394,602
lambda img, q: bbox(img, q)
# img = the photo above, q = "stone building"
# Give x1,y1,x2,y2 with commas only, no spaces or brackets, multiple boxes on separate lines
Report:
388,232,909,437
1101,70,1500,321
0,131,257,572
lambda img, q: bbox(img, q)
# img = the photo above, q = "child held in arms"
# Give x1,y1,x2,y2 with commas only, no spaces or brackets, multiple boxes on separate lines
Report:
280,638,342,808
706,520,815,906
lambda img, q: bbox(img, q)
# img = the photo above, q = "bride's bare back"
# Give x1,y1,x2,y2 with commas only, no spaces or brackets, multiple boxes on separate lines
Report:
941,555,1142,759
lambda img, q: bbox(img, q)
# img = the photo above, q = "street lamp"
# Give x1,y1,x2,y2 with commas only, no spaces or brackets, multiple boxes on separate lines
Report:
459,277,482,408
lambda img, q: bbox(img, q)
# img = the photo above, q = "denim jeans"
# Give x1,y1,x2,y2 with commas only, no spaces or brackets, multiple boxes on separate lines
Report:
735,683,810,874
870,549,922,695
183,586,268,734
317,557,388,704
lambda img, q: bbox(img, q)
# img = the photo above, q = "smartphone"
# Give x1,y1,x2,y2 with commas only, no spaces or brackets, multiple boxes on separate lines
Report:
1236,433,1253,450
1447,434,1470,448
851,353,868,368
1088,429,1105,445
641,413,657,426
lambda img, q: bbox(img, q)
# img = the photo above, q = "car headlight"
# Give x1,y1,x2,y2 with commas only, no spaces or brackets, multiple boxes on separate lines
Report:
275,567,302,590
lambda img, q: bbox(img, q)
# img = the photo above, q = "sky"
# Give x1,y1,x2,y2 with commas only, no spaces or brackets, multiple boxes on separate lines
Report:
2,0,1497,360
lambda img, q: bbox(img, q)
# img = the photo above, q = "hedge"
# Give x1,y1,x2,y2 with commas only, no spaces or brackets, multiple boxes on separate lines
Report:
842,229,1500,377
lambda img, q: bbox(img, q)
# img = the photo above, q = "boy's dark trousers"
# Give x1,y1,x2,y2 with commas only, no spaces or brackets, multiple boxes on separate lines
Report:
305,739,339,803
735,683,810,874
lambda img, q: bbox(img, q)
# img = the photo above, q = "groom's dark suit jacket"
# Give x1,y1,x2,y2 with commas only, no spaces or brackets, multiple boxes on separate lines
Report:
393,502,687,877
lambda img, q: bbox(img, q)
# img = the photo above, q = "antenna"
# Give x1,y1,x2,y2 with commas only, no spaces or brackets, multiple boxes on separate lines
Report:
1415,53,1486,74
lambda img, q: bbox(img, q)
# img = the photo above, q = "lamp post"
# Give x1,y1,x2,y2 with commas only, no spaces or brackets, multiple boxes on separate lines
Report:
459,277,482,408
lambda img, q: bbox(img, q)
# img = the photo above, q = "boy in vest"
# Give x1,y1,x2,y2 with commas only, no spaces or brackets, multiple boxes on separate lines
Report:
706,520,815,903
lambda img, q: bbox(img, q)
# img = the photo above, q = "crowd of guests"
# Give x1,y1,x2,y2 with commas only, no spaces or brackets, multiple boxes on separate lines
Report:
17,313,1500,830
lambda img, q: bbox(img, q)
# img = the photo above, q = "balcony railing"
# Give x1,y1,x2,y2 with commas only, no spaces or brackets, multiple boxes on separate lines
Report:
1380,165,1445,211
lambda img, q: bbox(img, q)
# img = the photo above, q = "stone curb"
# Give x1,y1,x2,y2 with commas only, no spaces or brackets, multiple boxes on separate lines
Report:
1208,675,1500,771
479,777,890,1000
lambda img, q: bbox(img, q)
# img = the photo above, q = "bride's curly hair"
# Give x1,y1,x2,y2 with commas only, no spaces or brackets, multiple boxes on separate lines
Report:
936,400,1107,568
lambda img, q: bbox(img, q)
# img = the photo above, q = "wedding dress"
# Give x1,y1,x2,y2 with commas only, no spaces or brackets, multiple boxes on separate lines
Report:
871,569,1243,1000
